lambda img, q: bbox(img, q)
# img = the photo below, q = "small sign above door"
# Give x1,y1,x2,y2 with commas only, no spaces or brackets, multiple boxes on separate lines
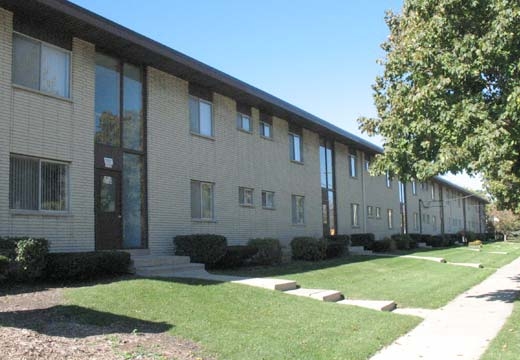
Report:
104,157,114,168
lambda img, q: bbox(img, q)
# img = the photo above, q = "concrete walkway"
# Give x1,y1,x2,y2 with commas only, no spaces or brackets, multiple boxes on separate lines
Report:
371,256,520,360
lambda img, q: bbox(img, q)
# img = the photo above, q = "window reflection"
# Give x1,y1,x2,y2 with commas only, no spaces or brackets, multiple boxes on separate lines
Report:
95,54,120,146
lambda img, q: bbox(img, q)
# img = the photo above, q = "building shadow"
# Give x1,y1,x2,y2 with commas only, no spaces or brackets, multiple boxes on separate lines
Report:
0,304,173,338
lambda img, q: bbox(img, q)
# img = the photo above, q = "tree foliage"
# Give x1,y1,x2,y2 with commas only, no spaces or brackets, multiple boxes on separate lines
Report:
487,203,520,236
359,0,520,211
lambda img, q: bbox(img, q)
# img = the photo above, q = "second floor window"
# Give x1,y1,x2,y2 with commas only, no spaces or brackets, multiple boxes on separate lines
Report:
386,172,392,188
289,133,303,162
189,96,213,137
13,33,71,98
412,181,417,195
260,121,272,138
237,113,251,132
349,154,358,178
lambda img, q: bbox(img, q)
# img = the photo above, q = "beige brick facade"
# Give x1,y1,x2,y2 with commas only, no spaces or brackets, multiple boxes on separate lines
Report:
0,4,488,254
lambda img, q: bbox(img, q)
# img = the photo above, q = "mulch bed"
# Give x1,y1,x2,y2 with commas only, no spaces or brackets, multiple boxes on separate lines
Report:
0,285,213,360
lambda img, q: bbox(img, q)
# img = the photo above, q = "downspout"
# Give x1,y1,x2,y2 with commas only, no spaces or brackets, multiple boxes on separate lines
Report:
419,199,423,234
362,152,367,233
463,197,467,236
439,186,445,236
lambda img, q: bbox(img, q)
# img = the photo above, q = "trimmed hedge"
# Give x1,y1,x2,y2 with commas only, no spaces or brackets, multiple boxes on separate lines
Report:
248,238,282,265
45,251,131,281
391,234,413,250
324,235,350,258
0,255,9,279
291,237,326,261
211,245,258,269
372,238,392,252
350,233,375,250
174,234,227,265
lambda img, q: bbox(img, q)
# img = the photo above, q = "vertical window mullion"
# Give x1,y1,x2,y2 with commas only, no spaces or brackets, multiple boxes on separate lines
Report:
38,159,42,210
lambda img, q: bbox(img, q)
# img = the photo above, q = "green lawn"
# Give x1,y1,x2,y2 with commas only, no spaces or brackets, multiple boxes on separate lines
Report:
65,278,420,360
218,242,520,309
481,298,520,360
62,242,520,359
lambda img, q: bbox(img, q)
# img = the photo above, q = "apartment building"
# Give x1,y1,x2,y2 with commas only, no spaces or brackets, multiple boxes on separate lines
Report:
0,1,487,254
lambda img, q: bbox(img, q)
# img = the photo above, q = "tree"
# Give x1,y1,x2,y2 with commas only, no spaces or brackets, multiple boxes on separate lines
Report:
358,0,520,211
487,203,520,240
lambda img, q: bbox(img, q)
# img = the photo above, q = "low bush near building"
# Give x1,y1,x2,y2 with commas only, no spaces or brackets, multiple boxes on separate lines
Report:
45,251,131,281
350,233,375,250
211,245,258,269
291,237,326,261
372,238,392,252
427,236,444,248
324,235,350,258
248,238,282,265
174,234,227,265
0,255,9,280
0,237,49,281
391,234,413,250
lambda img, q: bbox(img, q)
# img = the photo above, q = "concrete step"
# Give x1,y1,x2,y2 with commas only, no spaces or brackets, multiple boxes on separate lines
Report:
123,249,150,256
337,299,397,312
132,255,191,267
232,278,298,291
135,262,205,277
284,288,343,302
403,255,446,263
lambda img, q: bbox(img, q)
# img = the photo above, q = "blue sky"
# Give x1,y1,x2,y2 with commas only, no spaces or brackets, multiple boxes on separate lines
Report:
70,0,482,190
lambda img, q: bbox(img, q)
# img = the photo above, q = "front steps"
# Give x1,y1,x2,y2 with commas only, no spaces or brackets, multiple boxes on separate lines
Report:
131,254,205,277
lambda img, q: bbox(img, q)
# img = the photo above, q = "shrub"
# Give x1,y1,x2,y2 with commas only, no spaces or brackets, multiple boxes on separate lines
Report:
174,234,227,265
14,238,49,281
427,236,444,247
372,238,392,252
248,238,282,266
0,255,9,280
465,231,478,242
211,245,258,269
391,234,412,250
324,235,350,258
350,233,375,250
45,251,131,281
290,237,326,261
0,237,18,258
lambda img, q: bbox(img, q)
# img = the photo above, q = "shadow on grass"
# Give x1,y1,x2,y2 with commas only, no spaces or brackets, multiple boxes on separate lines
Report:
212,255,393,278
0,275,136,297
466,289,519,303
0,304,173,337
141,276,226,286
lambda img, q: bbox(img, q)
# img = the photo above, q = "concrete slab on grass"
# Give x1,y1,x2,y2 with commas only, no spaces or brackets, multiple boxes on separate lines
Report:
285,288,343,302
447,262,483,269
337,299,396,312
402,255,446,263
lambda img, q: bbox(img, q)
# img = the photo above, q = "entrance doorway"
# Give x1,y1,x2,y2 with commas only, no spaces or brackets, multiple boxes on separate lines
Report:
95,169,122,250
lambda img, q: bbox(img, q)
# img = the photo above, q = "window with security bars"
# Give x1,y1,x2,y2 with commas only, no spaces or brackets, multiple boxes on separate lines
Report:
9,155,68,211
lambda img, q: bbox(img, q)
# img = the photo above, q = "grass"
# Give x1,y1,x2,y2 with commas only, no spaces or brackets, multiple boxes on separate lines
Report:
62,241,520,359
481,298,520,360
218,242,520,309
64,278,420,360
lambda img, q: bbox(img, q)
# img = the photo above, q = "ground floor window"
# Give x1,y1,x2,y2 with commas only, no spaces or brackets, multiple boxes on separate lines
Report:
191,180,214,220
292,195,305,224
9,155,68,211
262,190,275,209
351,203,360,227
239,187,254,206
387,209,394,229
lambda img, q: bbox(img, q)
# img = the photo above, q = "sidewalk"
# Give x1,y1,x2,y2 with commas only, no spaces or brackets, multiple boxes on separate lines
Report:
371,256,520,360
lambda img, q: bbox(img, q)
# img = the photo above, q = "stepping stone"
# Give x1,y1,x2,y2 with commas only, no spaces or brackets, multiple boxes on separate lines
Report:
337,299,396,312
447,262,483,268
392,307,436,318
232,277,298,291
285,288,343,302
402,255,446,263
462,247,481,252
489,251,508,254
